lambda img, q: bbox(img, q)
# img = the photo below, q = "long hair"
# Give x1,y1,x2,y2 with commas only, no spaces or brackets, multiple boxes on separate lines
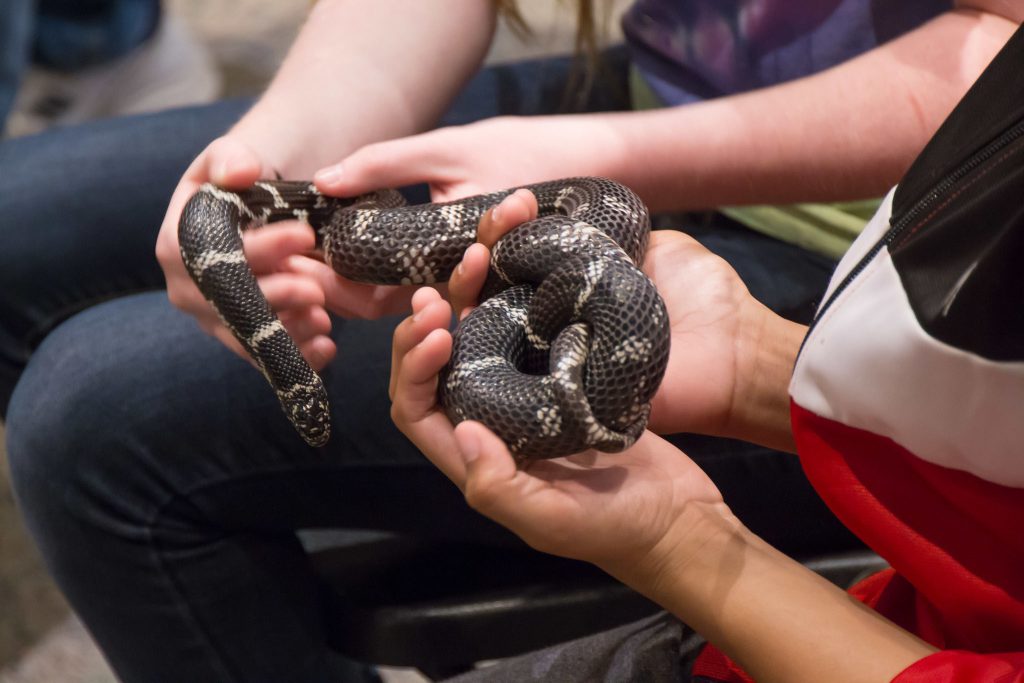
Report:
496,0,617,110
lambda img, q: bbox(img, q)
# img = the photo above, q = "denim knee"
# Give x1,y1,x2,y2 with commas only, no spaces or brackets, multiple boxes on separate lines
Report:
6,301,168,558
5,291,254,552
5,288,312,550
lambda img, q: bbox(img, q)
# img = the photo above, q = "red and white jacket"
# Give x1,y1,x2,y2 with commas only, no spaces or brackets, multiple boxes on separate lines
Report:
694,21,1024,682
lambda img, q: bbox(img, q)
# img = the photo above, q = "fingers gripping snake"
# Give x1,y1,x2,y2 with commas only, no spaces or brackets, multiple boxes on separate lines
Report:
178,177,670,459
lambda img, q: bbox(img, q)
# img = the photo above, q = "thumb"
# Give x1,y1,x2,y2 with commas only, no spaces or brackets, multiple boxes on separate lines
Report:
199,136,264,188
160,136,264,267
313,132,452,197
477,188,538,247
455,421,521,511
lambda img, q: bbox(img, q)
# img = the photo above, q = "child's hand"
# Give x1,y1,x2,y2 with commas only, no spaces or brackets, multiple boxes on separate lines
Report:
389,285,723,581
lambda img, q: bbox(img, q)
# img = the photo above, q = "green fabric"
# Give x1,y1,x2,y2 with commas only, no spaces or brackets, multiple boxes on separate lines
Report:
629,67,663,112
628,66,879,258
719,200,881,259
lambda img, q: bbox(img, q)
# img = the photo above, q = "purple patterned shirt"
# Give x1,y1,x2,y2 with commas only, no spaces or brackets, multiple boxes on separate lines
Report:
622,0,951,105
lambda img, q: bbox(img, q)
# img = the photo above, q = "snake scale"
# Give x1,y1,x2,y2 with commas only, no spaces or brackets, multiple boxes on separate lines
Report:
178,177,670,459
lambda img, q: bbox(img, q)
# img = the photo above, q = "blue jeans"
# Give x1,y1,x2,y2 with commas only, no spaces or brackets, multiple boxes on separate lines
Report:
0,0,32,125
0,0,161,126
2,52,856,683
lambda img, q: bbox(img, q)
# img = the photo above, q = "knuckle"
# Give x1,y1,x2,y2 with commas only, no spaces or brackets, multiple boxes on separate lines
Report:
165,287,186,310
154,235,179,266
463,480,499,513
310,312,332,336
389,403,407,428
278,280,307,306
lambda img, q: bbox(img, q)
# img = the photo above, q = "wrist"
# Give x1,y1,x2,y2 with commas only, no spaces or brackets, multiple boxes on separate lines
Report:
724,302,806,452
602,499,745,600
227,103,315,178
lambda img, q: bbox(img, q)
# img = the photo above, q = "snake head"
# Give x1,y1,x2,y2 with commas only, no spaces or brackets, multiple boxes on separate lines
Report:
279,381,331,448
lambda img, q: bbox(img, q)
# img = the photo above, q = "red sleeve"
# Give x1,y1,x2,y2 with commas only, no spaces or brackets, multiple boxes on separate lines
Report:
894,651,1024,682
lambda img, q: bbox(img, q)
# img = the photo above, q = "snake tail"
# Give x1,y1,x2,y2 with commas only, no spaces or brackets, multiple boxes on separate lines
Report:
178,182,340,447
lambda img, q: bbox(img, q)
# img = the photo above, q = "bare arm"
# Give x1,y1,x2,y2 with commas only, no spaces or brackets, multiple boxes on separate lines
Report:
230,0,499,176
619,502,936,683
330,4,1021,214
611,3,1023,211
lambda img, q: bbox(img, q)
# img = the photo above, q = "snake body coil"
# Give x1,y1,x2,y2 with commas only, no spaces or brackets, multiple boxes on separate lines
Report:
179,178,670,459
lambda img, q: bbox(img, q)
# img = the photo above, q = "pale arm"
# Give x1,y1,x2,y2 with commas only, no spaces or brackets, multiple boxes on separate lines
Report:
326,4,1022,213
229,0,499,176
607,4,1023,211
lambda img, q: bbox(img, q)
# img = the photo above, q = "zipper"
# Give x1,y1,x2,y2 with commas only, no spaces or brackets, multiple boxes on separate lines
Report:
801,116,1024,351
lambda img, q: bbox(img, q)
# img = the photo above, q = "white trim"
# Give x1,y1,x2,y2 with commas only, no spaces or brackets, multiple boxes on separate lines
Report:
792,231,1024,487
819,188,896,306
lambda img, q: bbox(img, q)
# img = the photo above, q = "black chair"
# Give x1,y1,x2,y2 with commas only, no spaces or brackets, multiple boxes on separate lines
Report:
303,530,887,681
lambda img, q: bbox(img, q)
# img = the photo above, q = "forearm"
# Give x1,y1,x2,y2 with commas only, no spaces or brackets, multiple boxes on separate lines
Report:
614,503,936,683
604,8,1020,212
229,0,498,176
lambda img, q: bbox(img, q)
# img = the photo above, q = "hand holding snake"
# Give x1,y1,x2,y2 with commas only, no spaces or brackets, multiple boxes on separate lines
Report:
177,171,670,459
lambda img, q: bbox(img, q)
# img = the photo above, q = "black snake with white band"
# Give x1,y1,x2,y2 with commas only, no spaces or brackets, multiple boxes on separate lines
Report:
178,177,670,459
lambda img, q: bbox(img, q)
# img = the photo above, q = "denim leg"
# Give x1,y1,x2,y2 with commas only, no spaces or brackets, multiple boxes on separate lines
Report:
0,0,33,125
6,293,505,683
0,97,251,415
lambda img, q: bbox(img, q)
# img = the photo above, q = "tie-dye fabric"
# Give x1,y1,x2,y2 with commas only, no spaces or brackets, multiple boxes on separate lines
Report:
622,0,950,106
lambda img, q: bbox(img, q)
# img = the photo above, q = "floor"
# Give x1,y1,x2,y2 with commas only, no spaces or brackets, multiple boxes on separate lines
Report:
0,1,628,681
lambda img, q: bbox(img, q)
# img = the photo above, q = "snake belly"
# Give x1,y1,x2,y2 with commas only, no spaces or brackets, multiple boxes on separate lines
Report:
178,177,670,459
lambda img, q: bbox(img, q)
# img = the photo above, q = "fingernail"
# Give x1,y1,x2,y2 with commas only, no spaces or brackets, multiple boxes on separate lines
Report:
490,204,502,224
314,164,344,185
212,159,232,184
